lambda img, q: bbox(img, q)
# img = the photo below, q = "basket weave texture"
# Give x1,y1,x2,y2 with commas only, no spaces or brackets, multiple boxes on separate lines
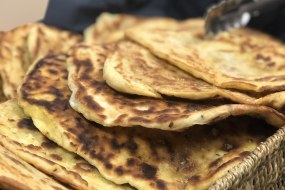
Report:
209,127,285,190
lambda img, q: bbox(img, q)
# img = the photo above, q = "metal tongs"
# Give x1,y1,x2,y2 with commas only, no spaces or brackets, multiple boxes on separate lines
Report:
205,0,285,36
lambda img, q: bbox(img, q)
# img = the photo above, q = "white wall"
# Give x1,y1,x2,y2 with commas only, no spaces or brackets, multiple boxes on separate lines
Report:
0,0,48,31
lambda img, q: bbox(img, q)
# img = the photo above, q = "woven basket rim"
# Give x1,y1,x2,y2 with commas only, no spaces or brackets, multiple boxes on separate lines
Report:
209,126,285,189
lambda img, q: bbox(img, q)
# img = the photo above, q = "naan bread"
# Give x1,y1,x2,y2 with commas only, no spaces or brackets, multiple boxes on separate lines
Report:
66,45,285,130
103,41,285,109
0,32,7,102
126,19,285,93
0,24,33,99
0,31,4,38
0,100,133,190
84,13,142,44
0,141,68,190
18,53,278,190
104,40,255,101
26,23,82,64
84,13,177,45
0,33,6,102
0,23,81,98
255,91,285,110
0,77,6,103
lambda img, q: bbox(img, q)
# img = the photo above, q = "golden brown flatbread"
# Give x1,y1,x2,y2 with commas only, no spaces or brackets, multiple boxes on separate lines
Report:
0,31,4,43
103,40,285,110
126,19,285,93
26,23,82,64
0,23,81,98
84,13,142,44
0,33,8,102
84,12,177,45
0,77,6,103
0,32,6,102
18,53,278,190
0,100,133,190
0,74,5,103
0,24,33,99
0,141,69,190
103,40,255,101
66,44,285,130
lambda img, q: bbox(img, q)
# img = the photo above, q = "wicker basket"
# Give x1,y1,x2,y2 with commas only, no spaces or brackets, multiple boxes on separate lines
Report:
209,127,285,190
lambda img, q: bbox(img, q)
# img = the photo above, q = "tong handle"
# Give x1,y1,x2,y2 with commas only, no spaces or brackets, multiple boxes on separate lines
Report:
218,0,285,25
239,0,285,15
205,0,285,35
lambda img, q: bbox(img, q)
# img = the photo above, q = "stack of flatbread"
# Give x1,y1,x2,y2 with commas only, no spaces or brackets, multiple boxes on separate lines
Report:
0,13,285,190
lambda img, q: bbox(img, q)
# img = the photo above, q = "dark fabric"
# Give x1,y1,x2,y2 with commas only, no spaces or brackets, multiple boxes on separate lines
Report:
43,0,169,32
42,0,285,41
